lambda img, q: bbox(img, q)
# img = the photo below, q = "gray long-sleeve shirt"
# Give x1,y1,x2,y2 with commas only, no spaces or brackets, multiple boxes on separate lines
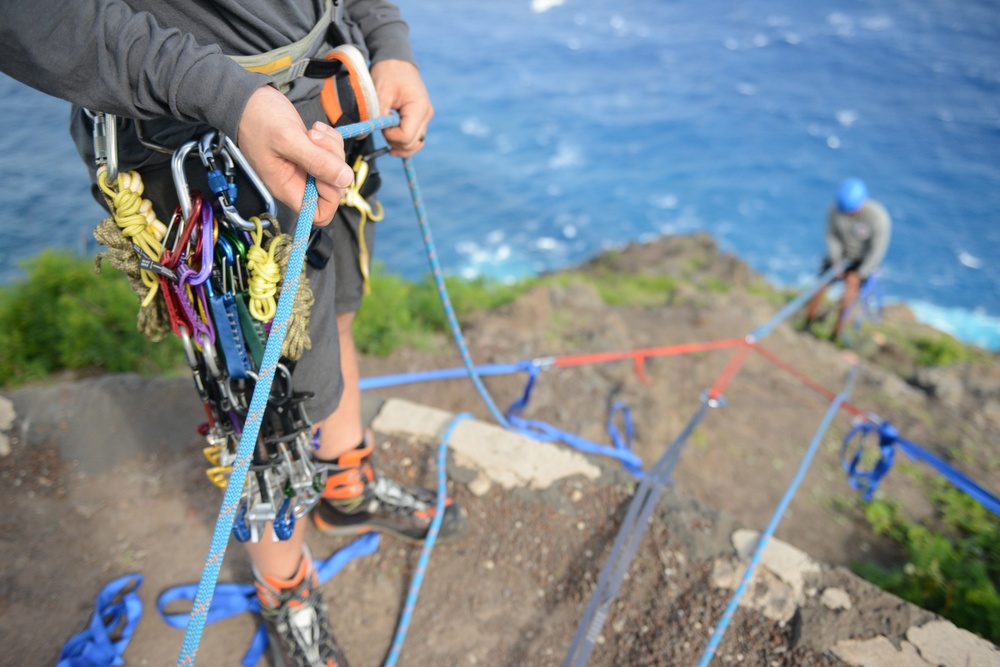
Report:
825,199,892,279
0,0,413,173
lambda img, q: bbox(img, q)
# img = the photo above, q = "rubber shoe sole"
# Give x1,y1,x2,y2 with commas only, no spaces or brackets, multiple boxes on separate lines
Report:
311,496,467,544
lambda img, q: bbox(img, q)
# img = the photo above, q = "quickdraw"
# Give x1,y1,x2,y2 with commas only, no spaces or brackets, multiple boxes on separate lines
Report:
91,115,323,545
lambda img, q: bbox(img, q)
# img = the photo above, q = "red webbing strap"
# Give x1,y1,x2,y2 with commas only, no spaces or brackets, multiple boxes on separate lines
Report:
750,343,867,419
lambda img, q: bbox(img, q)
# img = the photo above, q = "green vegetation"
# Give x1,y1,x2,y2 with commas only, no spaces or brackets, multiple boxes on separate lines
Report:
855,480,1000,644
353,265,529,356
547,269,677,307
0,250,184,387
0,253,530,386
746,279,794,306
908,334,976,367
701,276,730,294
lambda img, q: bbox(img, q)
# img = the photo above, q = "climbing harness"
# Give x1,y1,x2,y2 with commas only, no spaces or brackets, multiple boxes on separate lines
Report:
839,270,883,347
92,120,322,551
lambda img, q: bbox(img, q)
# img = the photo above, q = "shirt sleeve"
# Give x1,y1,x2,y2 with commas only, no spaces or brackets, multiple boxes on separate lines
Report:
858,202,891,278
825,208,844,266
0,0,271,140
344,0,416,65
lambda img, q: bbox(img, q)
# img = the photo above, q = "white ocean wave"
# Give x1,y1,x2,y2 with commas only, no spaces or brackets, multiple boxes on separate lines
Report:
836,109,859,127
531,0,565,13
861,15,893,31
907,300,1000,350
548,143,583,169
652,193,679,210
460,117,490,138
958,251,982,269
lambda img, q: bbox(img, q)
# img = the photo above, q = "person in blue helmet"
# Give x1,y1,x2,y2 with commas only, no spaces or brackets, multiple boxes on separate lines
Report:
803,178,892,342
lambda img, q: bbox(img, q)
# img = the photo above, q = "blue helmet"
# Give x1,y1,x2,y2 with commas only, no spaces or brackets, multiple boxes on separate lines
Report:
836,178,868,213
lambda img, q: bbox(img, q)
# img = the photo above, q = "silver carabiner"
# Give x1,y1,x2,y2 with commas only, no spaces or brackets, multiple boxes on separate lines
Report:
171,139,200,223
220,133,276,231
90,111,120,184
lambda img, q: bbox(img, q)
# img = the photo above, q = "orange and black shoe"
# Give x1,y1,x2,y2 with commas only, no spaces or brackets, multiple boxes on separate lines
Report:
254,548,349,667
311,433,467,543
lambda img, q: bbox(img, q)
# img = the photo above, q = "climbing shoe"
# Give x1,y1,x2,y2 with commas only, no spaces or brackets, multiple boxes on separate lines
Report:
254,548,349,667
311,432,467,543
319,44,380,132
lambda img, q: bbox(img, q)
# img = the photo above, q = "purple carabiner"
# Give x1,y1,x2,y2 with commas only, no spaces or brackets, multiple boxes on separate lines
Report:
176,203,215,286
172,280,215,347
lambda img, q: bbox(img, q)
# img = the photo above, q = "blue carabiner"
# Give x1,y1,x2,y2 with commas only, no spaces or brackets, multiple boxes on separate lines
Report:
232,500,252,543
273,497,296,541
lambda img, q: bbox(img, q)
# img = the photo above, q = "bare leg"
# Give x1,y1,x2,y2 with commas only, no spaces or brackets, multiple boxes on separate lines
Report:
313,312,364,460
835,271,862,339
245,311,362,577
805,284,829,325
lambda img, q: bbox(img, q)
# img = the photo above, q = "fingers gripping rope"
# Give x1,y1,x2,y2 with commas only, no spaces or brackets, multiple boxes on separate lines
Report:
175,177,318,667
176,114,402,667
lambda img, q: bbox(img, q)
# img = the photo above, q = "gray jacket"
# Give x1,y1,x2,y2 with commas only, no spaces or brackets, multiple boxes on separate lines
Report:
825,199,892,279
0,0,413,175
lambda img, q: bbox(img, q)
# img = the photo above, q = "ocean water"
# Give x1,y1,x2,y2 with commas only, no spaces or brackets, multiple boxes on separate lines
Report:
1,0,998,349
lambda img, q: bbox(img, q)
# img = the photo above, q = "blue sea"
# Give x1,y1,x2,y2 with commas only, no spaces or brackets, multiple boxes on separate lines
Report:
1,0,999,349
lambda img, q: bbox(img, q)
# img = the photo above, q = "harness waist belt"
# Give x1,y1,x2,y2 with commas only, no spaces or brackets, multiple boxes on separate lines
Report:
228,0,337,90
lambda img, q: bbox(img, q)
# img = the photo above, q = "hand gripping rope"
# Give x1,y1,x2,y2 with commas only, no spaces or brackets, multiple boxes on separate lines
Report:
176,114,401,667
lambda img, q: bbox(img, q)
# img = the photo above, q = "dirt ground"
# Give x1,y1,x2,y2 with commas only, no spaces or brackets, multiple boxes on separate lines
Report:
2,234,998,666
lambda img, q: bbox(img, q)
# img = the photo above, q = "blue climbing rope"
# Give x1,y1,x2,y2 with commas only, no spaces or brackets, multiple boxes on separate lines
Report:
402,157,511,428
359,361,531,390
176,176,318,667
749,262,842,342
696,364,859,667
383,412,473,667
176,114,403,667
503,363,646,475
159,534,380,667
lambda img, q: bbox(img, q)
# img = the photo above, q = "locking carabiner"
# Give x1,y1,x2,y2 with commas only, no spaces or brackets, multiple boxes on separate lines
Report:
89,111,120,184
188,130,275,232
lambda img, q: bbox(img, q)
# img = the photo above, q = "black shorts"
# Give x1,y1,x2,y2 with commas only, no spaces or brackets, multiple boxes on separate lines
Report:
821,257,869,285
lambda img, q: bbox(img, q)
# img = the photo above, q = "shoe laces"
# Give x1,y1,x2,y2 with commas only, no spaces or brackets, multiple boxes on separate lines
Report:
257,560,340,666
367,473,432,517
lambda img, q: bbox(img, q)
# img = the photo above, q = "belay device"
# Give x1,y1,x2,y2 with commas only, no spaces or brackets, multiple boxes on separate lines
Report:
91,112,324,544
